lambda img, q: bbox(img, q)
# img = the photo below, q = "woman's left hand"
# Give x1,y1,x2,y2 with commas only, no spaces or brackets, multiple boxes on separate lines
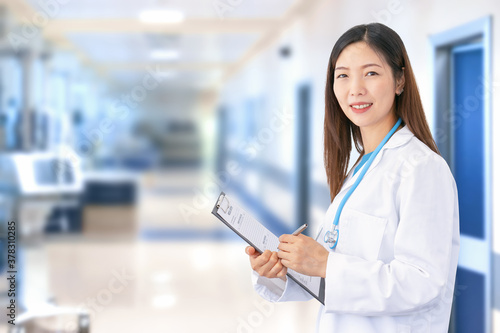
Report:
277,234,329,278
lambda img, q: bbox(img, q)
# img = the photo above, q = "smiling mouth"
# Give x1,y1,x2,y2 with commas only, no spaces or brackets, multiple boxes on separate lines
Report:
350,103,373,109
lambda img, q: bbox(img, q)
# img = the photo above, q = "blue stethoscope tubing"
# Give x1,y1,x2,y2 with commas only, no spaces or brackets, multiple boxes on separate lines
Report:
324,118,403,249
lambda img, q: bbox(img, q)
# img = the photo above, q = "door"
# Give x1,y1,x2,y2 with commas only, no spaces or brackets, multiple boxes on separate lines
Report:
430,17,492,333
451,43,490,333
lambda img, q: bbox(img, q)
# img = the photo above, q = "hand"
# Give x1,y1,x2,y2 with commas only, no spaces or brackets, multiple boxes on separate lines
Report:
245,246,287,280
277,234,329,278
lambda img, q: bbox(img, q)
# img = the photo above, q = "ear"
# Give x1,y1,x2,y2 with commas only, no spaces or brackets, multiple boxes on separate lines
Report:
396,67,405,94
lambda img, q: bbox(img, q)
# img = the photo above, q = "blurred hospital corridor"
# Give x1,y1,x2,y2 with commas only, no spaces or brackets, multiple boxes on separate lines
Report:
0,168,319,333
0,0,500,332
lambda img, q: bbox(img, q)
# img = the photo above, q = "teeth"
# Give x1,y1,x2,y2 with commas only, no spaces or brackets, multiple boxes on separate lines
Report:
352,103,372,109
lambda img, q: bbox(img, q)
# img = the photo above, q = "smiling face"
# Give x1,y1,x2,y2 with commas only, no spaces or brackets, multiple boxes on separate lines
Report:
333,41,404,134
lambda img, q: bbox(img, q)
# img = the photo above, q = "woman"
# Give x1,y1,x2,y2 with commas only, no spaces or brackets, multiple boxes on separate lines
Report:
245,23,459,332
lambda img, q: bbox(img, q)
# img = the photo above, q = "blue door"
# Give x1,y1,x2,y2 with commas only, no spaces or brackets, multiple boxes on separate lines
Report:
451,43,490,333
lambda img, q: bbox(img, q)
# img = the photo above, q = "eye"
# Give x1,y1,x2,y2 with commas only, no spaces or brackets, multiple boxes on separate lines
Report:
366,71,378,76
336,73,347,79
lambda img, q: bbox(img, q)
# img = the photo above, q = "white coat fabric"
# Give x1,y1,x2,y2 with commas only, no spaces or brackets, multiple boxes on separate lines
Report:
252,125,460,332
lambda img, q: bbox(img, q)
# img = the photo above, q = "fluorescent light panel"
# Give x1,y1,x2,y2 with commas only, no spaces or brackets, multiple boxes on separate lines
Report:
152,294,176,308
150,50,180,60
139,10,185,24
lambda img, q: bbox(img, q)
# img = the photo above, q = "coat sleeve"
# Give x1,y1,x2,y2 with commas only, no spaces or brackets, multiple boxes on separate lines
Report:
251,270,314,302
323,155,459,315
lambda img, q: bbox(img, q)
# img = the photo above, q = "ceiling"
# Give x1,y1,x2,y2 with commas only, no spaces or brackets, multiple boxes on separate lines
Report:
2,0,323,92
26,0,297,19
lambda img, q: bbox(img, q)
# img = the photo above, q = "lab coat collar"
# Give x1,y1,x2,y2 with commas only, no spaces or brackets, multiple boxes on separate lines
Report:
382,125,414,150
340,125,414,192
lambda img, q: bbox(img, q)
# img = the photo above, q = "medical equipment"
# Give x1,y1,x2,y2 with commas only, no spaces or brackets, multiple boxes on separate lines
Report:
324,118,402,249
0,152,83,241
0,151,84,316
9,306,90,333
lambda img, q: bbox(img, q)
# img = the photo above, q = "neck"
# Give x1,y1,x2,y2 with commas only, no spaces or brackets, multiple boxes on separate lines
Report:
360,116,399,153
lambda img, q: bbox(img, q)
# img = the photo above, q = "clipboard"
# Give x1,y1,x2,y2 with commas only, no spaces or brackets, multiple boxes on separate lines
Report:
212,191,325,305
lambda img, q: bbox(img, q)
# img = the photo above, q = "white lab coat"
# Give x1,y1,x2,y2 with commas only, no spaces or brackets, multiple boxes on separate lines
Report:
252,126,460,332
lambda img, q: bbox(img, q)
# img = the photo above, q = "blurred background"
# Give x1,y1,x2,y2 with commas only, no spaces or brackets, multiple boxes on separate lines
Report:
0,0,498,332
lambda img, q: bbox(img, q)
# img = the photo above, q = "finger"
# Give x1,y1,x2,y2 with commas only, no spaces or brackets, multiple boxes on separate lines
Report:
258,252,279,276
252,250,272,265
262,252,279,269
297,234,309,241
253,250,274,269
281,257,297,271
268,259,284,276
276,266,287,278
246,246,260,258
252,250,271,268
277,250,291,261
277,242,293,252
260,250,272,261
250,250,269,271
280,258,291,269
279,234,295,243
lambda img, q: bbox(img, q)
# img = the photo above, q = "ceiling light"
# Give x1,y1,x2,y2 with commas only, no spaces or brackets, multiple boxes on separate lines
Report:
150,50,180,60
156,71,176,79
152,294,177,308
139,10,185,24
151,272,172,283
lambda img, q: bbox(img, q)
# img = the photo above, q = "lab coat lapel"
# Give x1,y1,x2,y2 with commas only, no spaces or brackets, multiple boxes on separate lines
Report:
338,126,414,195
338,154,382,195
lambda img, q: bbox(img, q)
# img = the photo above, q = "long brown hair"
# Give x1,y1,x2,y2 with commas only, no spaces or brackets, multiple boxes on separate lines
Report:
324,23,439,201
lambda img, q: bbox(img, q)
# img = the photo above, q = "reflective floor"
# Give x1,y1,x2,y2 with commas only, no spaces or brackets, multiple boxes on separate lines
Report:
41,240,319,332
2,169,319,332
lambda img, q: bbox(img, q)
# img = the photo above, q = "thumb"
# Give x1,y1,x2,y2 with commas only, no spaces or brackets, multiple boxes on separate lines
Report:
245,246,256,256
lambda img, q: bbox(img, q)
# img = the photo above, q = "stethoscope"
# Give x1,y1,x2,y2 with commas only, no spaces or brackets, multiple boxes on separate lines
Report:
324,118,403,249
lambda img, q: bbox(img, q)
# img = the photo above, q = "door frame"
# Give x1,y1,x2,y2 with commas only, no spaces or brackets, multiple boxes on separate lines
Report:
295,83,311,231
429,16,492,333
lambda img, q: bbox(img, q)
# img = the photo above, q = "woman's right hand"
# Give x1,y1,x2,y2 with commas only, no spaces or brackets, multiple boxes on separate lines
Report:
245,246,287,280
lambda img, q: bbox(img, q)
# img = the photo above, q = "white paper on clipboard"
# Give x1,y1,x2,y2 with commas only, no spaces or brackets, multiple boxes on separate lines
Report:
212,191,324,304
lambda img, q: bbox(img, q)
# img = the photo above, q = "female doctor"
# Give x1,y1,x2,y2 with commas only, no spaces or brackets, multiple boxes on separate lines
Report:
245,23,460,332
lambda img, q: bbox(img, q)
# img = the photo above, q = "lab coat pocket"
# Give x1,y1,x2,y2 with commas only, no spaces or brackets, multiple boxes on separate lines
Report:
337,208,388,261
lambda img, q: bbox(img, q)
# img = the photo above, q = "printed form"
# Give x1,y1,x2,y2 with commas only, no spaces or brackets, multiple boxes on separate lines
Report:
213,192,323,303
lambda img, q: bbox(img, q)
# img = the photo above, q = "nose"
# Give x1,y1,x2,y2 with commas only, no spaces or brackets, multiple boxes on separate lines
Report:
349,77,366,96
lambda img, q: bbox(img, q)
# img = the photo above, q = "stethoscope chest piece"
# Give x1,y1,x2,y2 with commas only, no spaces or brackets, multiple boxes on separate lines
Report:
324,226,339,249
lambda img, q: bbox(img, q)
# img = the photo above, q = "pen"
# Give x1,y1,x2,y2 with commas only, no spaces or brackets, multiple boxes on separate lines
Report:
292,223,308,236
277,223,309,251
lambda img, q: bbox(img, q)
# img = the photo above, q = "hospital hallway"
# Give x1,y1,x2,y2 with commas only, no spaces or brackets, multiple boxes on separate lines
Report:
0,168,318,333
1,0,499,331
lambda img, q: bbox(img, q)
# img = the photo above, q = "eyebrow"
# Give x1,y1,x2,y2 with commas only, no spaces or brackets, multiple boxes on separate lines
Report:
334,63,382,71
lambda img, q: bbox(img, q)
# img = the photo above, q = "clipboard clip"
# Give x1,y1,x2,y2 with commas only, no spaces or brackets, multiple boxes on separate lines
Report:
216,194,230,213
